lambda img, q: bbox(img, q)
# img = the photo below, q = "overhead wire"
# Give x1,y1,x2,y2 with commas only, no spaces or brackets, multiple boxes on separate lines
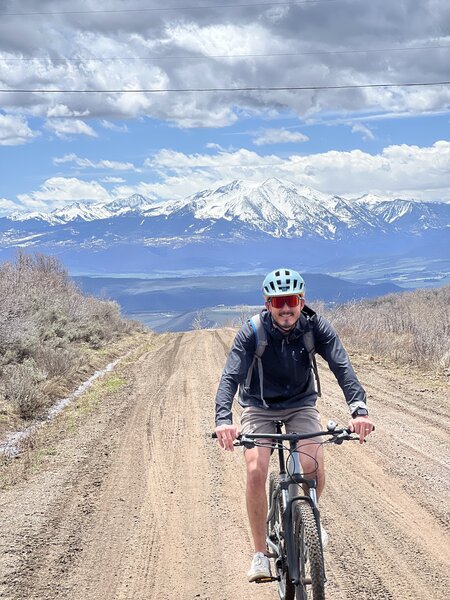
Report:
1,81,449,93
1,3,447,102
2,45,450,62
1,1,340,17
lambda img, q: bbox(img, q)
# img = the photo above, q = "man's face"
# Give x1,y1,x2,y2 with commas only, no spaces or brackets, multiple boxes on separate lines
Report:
265,295,305,331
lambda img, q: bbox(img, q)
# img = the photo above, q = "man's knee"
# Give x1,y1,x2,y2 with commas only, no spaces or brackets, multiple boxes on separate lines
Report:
245,449,270,490
247,465,268,490
300,443,324,478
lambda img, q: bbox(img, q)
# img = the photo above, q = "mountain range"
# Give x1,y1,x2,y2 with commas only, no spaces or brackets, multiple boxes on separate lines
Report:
7,178,449,237
1,178,449,284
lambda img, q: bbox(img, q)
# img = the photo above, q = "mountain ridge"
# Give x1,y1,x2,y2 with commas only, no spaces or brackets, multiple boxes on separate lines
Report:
2,178,449,284
6,178,449,241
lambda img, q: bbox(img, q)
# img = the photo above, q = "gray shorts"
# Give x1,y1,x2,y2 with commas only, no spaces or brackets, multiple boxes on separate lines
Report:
240,405,323,439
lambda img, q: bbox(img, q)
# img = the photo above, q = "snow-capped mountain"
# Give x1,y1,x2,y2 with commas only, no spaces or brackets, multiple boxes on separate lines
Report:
148,178,381,238
1,178,449,280
11,193,156,225
103,193,156,215
6,178,448,239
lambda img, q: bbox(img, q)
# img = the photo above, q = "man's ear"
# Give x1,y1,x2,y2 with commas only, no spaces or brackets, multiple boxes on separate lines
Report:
264,300,270,310
300,298,305,310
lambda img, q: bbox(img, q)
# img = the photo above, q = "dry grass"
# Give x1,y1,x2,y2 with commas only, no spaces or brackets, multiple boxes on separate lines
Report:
317,285,450,374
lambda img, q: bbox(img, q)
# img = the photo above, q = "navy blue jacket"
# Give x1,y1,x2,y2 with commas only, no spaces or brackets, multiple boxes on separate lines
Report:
215,306,367,425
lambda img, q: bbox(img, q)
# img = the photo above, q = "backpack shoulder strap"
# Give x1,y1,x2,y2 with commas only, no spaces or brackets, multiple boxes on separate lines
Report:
248,313,268,358
300,313,322,397
245,314,268,405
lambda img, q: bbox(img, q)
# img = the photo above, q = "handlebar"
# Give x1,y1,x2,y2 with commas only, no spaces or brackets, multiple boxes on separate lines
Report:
212,422,360,447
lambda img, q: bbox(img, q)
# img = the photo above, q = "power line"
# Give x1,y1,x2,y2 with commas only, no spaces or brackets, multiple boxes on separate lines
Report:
2,45,449,62
1,81,449,93
1,1,339,17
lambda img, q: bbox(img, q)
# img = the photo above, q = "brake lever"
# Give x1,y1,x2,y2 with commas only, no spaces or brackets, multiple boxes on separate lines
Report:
331,432,359,444
238,436,255,449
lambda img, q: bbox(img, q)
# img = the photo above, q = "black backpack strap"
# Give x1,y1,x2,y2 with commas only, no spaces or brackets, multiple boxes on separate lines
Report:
300,313,322,397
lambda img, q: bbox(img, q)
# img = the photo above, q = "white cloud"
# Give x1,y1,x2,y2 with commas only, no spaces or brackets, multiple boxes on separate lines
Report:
53,153,138,171
253,128,309,146
47,105,89,118
137,141,450,202
206,142,224,150
352,123,375,140
17,177,111,211
100,120,129,132
0,197,21,216
0,114,39,146
6,140,450,216
101,176,126,183
45,119,98,138
1,3,449,128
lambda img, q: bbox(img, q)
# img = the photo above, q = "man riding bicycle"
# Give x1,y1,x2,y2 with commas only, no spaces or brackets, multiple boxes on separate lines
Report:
214,268,374,582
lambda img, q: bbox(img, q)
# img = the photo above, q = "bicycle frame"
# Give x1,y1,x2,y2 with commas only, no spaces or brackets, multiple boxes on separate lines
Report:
212,419,359,595
265,421,324,586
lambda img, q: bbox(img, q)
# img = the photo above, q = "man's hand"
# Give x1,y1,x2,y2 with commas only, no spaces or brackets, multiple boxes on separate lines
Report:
215,424,240,451
348,416,375,444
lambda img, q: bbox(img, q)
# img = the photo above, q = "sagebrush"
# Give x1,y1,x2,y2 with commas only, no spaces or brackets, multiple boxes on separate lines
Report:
319,286,450,373
0,252,139,419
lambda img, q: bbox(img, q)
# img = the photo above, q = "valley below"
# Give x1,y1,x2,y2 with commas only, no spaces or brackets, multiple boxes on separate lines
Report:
0,329,448,600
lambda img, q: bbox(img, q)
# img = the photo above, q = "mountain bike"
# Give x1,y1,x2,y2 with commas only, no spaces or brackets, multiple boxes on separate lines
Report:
231,421,360,600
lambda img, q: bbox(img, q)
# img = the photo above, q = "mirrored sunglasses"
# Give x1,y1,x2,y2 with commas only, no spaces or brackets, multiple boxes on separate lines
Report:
268,295,302,309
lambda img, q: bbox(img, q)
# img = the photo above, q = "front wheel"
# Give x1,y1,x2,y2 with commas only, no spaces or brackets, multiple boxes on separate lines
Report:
267,473,295,600
293,502,325,600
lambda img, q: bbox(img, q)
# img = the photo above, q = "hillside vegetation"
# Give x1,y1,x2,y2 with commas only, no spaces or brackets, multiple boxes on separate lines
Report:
0,252,142,423
322,285,450,373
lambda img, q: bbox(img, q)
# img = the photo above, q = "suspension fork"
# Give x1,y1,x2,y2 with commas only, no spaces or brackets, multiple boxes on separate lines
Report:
283,441,322,585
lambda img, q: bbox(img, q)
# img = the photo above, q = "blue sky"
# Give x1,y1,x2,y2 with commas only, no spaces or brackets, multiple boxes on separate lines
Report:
1,0,449,215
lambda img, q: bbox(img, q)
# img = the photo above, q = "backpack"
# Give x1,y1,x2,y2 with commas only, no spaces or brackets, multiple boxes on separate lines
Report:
244,312,322,403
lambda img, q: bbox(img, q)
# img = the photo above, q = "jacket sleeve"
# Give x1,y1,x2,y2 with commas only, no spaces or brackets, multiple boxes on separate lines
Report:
215,323,255,426
313,315,367,415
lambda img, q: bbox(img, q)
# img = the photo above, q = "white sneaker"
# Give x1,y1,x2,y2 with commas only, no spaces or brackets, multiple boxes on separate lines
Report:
247,552,271,582
321,526,328,548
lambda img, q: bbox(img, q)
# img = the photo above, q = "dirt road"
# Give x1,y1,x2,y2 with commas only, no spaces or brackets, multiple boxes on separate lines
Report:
1,329,449,600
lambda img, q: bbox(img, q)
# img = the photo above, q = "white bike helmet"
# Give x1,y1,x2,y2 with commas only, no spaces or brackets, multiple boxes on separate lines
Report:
262,268,305,297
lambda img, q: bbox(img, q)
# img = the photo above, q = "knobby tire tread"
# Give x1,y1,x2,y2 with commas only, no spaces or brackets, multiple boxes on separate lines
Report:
294,502,325,600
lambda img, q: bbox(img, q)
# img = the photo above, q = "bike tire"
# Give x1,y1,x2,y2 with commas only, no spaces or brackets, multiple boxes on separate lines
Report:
267,473,296,600
293,502,325,600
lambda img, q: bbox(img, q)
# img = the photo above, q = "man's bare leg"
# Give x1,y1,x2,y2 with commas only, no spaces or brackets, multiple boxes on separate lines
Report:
298,440,325,499
244,446,271,553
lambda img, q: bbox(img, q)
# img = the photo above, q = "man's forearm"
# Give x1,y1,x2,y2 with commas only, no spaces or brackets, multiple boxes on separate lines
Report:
215,374,239,425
